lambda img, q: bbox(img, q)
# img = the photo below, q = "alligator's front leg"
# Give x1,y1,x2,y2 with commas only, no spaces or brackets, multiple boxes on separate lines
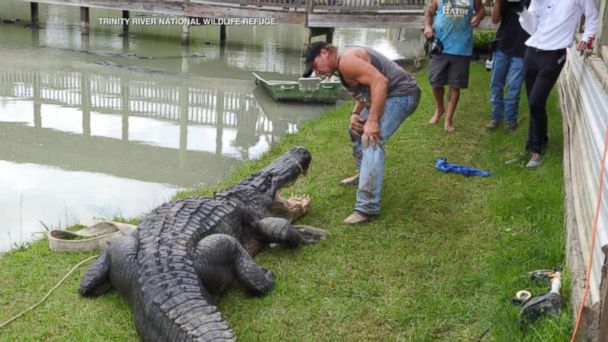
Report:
254,217,329,246
193,234,275,297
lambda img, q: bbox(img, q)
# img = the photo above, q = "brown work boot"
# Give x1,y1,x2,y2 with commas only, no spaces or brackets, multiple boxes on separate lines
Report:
485,120,499,130
342,211,376,225
339,174,359,187
504,122,518,132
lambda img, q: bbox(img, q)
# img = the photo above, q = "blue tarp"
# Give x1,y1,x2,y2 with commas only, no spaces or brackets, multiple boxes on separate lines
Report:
435,157,492,177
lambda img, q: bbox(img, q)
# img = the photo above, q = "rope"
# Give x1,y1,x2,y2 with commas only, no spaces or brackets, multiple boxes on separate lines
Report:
570,122,608,341
0,255,98,330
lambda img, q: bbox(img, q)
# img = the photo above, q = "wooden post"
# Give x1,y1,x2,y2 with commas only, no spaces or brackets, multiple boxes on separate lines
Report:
120,77,129,141
122,33,129,52
326,27,334,44
181,46,189,74
220,24,226,43
181,23,189,46
122,10,129,33
215,91,224,156
81,33,90,51
30,2,39,29
33,73,41,128
178,80,188,169
80,71,91,137
31,27,40,47
80,7,90,35
181,0,191,46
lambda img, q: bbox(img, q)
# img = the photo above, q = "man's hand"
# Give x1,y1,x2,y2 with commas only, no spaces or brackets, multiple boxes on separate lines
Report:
362,120,381,148
470,0,485,28
349,113,364,135
423,0,437,40
423,26,435,40
470,14,482,28
577,35,595,55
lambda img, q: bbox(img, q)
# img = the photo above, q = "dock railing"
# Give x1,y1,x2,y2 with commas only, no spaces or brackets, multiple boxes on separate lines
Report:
195,0,428,11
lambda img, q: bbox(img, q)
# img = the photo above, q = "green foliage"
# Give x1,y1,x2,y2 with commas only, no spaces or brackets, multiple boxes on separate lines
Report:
474,29,497,53
0,63,569,341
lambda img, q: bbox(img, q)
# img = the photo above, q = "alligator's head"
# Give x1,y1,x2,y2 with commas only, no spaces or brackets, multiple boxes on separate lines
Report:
216,146,312,221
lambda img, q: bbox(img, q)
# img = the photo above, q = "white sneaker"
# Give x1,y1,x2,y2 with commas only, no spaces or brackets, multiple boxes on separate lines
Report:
526,153,543,169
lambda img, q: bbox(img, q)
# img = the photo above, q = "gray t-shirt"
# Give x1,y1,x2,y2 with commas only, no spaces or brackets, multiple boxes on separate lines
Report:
338,46,419,106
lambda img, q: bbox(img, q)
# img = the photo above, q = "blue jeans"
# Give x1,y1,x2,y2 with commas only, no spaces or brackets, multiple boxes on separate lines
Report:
490,49,524,124
349,92,420,215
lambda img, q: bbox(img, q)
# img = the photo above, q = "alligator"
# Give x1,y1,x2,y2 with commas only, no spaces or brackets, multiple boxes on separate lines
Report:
79,147,327,341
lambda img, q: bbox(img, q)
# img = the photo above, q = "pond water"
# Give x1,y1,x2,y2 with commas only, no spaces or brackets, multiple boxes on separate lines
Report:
0,1,425,252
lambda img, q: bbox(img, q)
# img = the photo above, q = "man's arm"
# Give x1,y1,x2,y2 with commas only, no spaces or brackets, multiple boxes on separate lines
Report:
470,0,485,28
580,0,599,42
576,0,599,52
350,100,366,135
423,0,438,39
338,52,388,146
491,0,502,25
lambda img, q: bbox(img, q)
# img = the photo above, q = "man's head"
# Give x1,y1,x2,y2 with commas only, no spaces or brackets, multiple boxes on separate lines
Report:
302,41,337,78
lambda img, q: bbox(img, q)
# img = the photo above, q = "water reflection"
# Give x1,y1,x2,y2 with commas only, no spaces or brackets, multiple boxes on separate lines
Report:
0,57,325,185
0,32,332,252
0,160,175,252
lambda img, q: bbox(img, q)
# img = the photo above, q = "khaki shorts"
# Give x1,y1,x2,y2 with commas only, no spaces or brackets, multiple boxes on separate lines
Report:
428,53,470,89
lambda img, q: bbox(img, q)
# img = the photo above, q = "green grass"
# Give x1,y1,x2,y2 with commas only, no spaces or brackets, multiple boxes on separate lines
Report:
0,62,570,341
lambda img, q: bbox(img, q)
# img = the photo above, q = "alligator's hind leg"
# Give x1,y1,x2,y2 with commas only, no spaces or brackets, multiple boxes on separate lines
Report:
79,249,112,297
194,234,275,297
254,217,329,246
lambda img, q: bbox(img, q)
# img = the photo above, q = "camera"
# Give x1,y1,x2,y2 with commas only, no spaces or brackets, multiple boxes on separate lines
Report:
424,37,443,56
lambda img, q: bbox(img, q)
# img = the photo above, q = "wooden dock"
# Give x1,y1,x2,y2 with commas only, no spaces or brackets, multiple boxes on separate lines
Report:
18,0,428,27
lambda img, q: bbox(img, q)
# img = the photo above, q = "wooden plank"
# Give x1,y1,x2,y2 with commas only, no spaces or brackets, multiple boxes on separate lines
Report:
186,2,307,24
307,12,423,28
17,0,186,16
30,2,39,29
561,84,593,341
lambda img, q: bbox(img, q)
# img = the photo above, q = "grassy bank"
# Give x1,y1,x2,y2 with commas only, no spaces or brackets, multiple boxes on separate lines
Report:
0,62,570,341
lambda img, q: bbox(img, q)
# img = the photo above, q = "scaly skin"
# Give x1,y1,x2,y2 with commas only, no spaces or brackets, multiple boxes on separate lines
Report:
79,147,327,342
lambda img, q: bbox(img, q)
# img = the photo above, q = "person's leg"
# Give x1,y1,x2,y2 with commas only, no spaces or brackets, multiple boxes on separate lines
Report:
445,54,470,132
444,87,460,133
428,54,448,124
349,93,419,221
526,50,565,155
429,86,445,124
489,49,509,125
504,55,525,127
524,48,540,154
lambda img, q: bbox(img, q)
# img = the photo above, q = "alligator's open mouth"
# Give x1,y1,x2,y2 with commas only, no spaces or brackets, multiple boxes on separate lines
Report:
255,146,312,221
271,188,310,222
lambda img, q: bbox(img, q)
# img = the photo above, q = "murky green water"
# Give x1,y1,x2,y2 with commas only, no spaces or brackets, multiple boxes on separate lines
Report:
0,1,424,252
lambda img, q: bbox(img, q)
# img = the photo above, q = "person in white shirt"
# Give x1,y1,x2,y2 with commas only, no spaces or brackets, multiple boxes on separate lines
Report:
518,0,598,168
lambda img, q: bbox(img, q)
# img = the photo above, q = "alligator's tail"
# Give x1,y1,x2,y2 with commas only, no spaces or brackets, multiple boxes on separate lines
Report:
79,234,235,341
136,260,235,341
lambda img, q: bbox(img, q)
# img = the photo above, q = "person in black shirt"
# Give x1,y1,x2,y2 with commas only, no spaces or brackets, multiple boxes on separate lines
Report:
485,0,529,132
